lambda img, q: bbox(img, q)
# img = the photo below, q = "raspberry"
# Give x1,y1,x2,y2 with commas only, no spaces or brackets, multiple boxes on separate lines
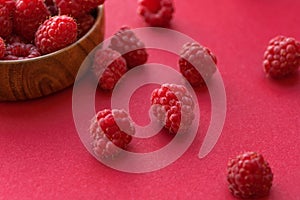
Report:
0,2,14,38
89,109,135,159
14,0,50,42
0,37,5,58
179,42,217,87
263,35,300,78
4,34,24,44
76,14,95,39
137,0,174,27
227,152,273,199
35,15,78,55
3,42,41,60
0,0,15,12
150,83,194,134
109,26,148,69
54,0,105,18
93,48,127,91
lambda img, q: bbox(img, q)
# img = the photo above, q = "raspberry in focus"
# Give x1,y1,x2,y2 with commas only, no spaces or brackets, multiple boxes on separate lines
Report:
150,83,195,134
227,152,273,199
263,35,300,78
54,0,105,18
35,15,78,55
179,42,217,87
14,0,50,42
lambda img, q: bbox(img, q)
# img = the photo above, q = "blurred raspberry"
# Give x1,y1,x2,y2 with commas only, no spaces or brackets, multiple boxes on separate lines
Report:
0,1,14,38
109,26,148,69
137,0,174,27
0,37,5,58
3,42,41,60
76,14,95,39
93,48,127,90
54,0,105,18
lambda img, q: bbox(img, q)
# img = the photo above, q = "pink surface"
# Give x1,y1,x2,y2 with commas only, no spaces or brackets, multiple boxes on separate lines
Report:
1,0,300,199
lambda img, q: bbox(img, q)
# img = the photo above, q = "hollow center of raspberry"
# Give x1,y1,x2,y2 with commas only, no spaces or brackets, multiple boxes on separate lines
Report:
142,0,162,13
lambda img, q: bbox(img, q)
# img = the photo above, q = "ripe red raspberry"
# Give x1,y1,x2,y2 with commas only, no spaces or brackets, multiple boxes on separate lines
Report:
14,0,50,42
76,14,95,39
179,42,217,87
227,152,273,199
54,0,105,18
93,48,127,91
3,42,41,60
109,26,148,69
263,35,300,78
35,15,77,55
0,0,15,12
89,109,135,159
150,83,195,134
0,37,5,59
0,2,14,38
137,0,174,27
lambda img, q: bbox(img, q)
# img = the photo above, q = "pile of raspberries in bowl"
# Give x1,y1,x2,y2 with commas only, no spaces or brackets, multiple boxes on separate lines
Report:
0,0,105,101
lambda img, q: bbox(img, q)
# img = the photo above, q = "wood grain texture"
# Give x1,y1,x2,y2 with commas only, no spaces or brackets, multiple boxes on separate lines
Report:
0,6,105,101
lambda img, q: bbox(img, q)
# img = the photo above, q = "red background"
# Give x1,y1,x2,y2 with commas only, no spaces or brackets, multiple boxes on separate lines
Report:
1,0,300,199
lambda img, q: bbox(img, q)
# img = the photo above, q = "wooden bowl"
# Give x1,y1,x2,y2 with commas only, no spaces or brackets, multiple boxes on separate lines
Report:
0,6,105,101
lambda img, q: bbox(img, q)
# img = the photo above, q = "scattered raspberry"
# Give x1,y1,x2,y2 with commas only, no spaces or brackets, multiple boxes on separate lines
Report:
14,0,50,42
54,0,105,18
76,14,95,39
0,37,5,58
150,83,194,134
137,0,174,27
179,42,217,87
3,42,41,60
0,2,14,38
35,15,77,55
227,152,273,199
263,35,300,78
109,26,148,69
93,48,127,90
89,109,135,159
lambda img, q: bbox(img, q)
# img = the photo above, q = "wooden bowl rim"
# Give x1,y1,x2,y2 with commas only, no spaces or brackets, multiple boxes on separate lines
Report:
0,5,104,65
